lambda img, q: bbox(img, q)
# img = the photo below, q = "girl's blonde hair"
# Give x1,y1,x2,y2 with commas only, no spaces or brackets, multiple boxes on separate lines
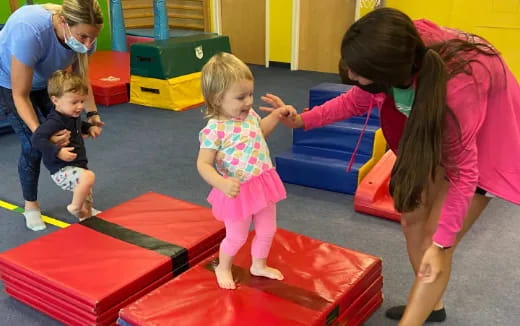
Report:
48,70,89,98
43,0,104,81
201,52,253,119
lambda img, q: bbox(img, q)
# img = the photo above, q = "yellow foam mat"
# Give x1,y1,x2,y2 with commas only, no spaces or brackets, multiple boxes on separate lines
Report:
130,72,205,111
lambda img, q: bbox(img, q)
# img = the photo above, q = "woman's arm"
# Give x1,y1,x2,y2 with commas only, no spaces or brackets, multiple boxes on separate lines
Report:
261,87,377,130
433,80,487,247
85,84,99,116
10,56,40,132
301,86,377,130
72,60,104,127
31,119,64,159
11,56,71,146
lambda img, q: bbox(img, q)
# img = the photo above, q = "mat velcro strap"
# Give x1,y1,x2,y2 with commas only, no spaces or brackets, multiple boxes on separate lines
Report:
204,259,333,312
81,217,188,275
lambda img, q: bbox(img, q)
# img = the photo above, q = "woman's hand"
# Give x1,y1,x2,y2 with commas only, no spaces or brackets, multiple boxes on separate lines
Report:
272,105,298,119
418,244,451,283
49,129,71,147
259,94,304,128
271,105,304,129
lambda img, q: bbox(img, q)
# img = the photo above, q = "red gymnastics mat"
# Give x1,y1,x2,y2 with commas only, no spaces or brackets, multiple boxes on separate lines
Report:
354,150,401,222
0,192,225,326
88,51,130,106
118,229,383,326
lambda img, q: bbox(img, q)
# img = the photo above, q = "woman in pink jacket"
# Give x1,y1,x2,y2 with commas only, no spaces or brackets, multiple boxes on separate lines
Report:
263,8,520,326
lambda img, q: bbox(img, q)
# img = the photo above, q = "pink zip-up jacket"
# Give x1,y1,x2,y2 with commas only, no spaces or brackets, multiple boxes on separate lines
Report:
301,19,520,247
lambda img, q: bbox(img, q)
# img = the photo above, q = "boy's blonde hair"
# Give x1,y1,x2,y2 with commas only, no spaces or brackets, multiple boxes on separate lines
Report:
201,52,253,119
48,70,89,98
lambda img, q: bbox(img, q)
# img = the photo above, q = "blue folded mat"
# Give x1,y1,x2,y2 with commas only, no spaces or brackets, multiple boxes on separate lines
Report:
276,82,381,194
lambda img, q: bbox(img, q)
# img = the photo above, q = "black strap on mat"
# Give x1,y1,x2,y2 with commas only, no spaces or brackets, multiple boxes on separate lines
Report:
81,217,189,275
204,259,333,312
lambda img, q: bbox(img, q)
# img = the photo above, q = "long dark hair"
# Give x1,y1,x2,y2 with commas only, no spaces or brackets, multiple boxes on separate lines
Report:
340,8,499,212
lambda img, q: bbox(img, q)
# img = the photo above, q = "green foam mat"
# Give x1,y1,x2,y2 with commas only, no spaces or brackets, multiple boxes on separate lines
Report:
130,34,231,79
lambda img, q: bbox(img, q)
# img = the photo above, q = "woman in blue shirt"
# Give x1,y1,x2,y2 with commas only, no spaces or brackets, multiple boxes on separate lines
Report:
0,0,104,231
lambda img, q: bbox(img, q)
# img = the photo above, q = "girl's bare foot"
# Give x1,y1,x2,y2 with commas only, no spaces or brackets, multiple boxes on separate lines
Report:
215,264,236,289
250,265,284,280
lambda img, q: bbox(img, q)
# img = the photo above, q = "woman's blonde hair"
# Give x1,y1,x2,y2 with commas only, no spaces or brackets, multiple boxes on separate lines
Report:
43,0,103,81
48,70,89,98
201,52,253,119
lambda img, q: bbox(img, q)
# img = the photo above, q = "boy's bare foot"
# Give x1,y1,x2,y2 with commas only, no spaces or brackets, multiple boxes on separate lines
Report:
250,265,284,280
67,204,89,221
82,201,93,218
215,264,236,289
83,201,101,217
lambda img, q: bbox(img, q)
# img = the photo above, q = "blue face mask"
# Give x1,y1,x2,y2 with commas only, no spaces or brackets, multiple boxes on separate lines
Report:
63,24,89,54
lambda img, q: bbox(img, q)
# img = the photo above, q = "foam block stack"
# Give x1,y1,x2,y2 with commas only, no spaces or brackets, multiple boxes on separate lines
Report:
118,229,383,326
276,83,385,194
130,34,231,111
88,51,130,106
0,192,225,325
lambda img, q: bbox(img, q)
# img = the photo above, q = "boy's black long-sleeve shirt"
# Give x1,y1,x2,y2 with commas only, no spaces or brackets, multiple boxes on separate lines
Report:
31,108,91,174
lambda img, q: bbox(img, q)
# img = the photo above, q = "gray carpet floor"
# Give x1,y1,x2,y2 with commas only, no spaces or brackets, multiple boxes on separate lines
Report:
0,65,519,325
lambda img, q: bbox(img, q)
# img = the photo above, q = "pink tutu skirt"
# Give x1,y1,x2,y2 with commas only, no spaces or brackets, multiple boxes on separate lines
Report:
207,168,286,221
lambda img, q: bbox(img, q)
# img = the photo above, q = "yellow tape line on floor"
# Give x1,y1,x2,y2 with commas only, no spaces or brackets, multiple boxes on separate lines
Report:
0,199,70,228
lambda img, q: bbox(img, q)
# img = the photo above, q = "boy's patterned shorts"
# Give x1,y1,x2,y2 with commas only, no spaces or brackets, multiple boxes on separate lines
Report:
51,166,93,202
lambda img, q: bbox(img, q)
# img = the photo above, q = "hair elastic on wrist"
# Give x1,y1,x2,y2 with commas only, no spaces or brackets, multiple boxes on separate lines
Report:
86,111,99,118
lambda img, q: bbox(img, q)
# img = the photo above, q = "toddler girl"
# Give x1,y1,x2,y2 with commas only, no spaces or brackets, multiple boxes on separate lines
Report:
197,53,295,289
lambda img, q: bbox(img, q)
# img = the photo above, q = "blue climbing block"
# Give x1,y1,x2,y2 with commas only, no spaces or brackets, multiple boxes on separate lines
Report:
293,121,379,159
309,83,352,108
275,147,370,195
275,82,383,194
309,83,380,126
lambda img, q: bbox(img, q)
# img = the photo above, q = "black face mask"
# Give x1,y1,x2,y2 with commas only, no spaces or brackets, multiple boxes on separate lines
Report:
339,73,389,94
355,82,389,94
